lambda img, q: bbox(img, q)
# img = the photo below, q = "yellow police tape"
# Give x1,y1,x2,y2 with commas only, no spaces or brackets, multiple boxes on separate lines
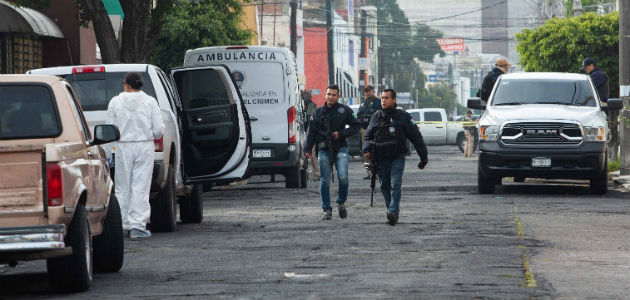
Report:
414,121,478,126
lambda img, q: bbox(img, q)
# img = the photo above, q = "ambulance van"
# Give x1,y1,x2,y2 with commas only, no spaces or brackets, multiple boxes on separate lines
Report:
181,46,307,188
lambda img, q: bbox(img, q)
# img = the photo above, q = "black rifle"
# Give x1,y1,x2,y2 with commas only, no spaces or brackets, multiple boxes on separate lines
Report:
317,111,338,181
364,161,378,207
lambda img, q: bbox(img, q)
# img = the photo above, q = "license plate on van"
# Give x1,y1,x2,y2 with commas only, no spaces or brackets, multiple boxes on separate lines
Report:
531,157,551,168
253,149,271,158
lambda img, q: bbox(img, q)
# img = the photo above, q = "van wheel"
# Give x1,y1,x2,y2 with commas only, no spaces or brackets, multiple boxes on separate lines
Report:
457,133,465,153
589,157,608,195
478,165,495,194
150,164,177,232
299,166,308,188
285,165,302,188
180,184,203,223
93,194,124,273
47,205,92,293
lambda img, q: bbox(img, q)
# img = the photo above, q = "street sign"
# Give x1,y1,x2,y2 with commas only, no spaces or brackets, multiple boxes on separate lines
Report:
311,89,320,95
397,92,411,104
359,57,367,70
428,74,450,82
436,37,465,52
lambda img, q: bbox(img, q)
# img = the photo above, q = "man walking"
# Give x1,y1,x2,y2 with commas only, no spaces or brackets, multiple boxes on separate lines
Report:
302,91,320,180
364,89,428,225
463,110,475,158
478,57,511,102
304,85,361,220
357,86,382,179
581,57,609,102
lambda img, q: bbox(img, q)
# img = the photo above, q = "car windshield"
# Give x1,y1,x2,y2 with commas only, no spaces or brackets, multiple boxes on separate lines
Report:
62,72,156,111
491,78,596,107
0,85,61,139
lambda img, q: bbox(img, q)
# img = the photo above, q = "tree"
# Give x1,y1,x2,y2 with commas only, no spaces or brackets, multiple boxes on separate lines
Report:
151,0,252,72
419,82,464,116
516,12,618,96
15,0,176,63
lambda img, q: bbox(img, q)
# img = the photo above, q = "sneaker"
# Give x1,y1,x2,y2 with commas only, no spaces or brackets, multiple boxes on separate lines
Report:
312,174,320,181
129,228,152,239
386,211,398,226
322,211,332,220
338,203,347,219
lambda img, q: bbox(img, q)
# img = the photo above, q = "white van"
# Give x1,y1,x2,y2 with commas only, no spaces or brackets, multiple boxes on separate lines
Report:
182,46,307,188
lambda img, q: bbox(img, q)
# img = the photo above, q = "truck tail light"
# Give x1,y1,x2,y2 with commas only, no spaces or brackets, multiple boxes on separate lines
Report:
46,163,63,206
288,106,296,143
72,66,105,74
154,137,164,152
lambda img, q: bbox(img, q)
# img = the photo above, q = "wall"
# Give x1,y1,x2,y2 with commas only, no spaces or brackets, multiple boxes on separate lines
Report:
304,26,328,106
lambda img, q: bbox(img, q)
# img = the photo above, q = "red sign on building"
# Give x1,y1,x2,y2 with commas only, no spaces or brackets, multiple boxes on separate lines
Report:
436,37,465,52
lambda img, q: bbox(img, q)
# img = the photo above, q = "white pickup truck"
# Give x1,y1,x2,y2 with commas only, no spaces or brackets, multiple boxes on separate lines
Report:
407,108,474,151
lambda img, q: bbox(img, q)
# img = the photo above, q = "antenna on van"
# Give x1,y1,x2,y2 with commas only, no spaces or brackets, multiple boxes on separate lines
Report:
66,41,76,81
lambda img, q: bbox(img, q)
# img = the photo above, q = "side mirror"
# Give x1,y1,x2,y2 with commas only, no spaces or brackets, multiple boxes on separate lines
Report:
467,97,485,110
92,124,120,145
601,98,623,111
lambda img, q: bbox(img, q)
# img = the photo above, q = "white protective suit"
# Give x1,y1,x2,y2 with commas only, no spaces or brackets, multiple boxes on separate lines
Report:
107,91,164,232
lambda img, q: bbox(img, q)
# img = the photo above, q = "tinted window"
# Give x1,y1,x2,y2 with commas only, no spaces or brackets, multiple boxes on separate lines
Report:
424,111,442,122
492,79,595,107
172,69,233,109
63,72,156,111
410,112,420,121
0,85,61,139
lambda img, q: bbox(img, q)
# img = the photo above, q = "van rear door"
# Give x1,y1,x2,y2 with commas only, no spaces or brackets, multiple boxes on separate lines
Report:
170,66,251,184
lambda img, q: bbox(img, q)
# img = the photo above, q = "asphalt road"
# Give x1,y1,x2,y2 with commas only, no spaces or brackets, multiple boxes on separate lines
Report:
1,146,628,299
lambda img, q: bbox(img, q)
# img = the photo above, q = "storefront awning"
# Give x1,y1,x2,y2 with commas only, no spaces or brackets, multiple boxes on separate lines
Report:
0,0,64,38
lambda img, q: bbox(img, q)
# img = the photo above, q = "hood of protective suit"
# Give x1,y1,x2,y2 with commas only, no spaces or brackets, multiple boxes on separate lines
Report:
107,91,165,142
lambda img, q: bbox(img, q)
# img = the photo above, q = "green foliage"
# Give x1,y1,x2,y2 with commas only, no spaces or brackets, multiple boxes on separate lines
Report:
608,158,620,173
516,12,619,96
418,82,464,115
12,0,49,9
150,0,253,72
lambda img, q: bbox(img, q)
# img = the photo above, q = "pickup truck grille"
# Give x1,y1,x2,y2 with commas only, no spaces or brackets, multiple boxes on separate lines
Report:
501,122,582,145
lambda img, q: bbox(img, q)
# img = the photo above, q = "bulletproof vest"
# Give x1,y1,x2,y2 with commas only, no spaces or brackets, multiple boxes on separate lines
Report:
372,110,403,160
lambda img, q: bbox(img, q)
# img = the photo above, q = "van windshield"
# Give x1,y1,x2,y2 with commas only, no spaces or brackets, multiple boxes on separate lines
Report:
62,72,156,111
0,85,61,139
492,79,595,107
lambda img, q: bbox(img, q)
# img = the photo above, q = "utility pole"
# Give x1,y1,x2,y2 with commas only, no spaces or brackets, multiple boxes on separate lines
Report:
326,0,334,85
290,0,297,56
359,8,367,97
620,0,630,175
259,0,264,44
573,0,583,16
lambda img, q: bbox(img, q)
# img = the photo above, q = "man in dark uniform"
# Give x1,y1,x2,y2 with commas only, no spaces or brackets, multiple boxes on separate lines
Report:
581,57,609,102
478,58,511,102
364,89,428,226
357,85,382,179
304,85,361,220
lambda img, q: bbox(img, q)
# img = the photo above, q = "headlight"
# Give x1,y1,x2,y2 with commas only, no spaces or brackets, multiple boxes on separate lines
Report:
583,126,605,142
479,125,499,142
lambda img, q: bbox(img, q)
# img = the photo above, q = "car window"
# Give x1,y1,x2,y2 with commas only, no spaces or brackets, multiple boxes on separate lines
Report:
64,84,92,141
424,111,442,122
492,79,595,107
63,72,156,111
409,112,420,121
172,69,234,109
156,68,178,113
0,85,61,139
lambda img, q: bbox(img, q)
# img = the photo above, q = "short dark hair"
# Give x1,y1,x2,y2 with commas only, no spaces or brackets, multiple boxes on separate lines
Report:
382,88,396,99
124,72,143,90
364,85,374,92
327,84,340,96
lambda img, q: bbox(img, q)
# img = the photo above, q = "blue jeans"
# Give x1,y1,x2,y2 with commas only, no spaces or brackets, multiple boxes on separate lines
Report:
318,147,349,212
377,155,405,217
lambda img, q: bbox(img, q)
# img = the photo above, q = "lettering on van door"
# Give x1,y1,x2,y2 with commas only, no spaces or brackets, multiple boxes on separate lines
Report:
197,52,278,62
241,90,279,105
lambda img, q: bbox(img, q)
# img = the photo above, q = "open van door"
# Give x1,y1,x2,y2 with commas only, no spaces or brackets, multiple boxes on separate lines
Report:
170,66,251,184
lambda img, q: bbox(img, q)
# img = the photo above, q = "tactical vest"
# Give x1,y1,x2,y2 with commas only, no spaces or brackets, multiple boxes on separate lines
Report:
372,110,404,160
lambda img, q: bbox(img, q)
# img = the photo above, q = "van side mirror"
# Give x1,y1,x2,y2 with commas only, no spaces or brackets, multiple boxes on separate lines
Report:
92,124,120,145
467,97,485,110
602,98,623,111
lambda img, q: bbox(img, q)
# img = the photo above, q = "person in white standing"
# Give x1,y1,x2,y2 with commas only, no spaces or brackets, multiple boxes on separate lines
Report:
108,72,164,239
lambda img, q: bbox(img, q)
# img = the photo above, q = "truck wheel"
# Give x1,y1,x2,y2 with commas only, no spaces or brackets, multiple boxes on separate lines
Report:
589,157,608,195
150,164,177,232
47,205,92,293
93,194,124,273
477,165,495,194
180,184,203,223
457,133,465,153
285,164,302,188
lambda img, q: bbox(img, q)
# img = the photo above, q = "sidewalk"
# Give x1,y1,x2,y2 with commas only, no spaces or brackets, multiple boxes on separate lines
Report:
610,170,630,192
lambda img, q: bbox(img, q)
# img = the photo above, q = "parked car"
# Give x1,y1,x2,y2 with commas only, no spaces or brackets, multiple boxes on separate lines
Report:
468,72,624,194
29,64,251,229
181,46,307,188
407,108,471,152
0,74,123,292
